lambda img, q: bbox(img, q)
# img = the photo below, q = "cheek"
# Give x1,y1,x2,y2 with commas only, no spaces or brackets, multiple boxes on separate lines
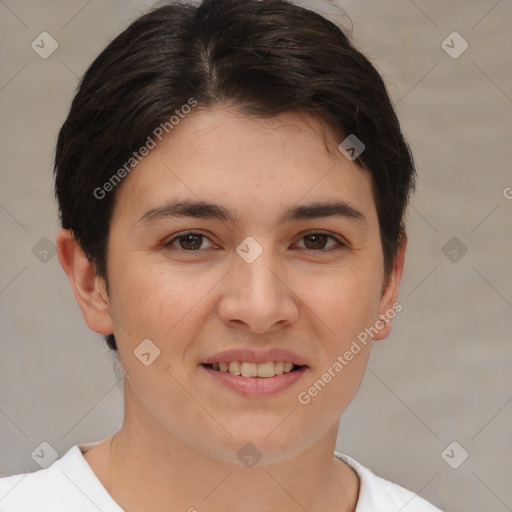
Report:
108,259,204,416
107,254,226,356
295,266,380,420
106,256,184,345
308,260,383,339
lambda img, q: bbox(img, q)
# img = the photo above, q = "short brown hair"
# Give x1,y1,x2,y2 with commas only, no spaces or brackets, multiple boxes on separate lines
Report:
54,0,416,351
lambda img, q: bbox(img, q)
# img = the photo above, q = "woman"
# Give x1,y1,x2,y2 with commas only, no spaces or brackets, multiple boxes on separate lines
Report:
0,1,442,510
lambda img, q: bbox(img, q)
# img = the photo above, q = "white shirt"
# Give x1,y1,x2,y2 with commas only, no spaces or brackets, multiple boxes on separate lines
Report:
0,443,443,511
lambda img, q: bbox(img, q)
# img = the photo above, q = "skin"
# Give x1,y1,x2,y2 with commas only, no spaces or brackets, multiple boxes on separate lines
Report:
57,106,406,512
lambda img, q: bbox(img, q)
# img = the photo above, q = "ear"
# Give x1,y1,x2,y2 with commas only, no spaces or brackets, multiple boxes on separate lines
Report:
373,233,407,341
56,228,114,335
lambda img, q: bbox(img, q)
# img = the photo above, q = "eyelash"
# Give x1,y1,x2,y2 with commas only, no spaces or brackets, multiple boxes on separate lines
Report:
163,230,346,254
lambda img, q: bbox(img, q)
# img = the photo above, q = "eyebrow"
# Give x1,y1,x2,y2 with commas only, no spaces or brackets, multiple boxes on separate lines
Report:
135,199,367,228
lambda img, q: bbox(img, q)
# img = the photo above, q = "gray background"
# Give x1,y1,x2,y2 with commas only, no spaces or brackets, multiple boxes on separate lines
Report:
1,1,511,511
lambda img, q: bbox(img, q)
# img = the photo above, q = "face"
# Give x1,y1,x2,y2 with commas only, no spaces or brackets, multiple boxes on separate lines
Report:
79,107,404,465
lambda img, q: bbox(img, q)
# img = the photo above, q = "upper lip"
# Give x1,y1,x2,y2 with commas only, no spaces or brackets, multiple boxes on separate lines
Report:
202,348,310,366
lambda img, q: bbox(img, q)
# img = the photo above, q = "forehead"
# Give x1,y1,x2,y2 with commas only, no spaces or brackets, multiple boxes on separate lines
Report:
110,106,377,226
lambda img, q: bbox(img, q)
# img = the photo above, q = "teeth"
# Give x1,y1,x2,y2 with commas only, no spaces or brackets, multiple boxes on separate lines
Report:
228,361,241,375
210,361,298,378
241,362,258,377
257,361,275,378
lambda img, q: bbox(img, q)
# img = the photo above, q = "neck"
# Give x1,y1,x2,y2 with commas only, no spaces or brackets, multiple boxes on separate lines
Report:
105,385,359,512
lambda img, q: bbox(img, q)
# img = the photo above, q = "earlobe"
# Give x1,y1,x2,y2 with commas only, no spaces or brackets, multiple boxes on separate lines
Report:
373,233,407,341
56,229,114,335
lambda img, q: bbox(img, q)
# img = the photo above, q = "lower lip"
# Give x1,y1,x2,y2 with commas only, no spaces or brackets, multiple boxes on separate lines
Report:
200,365,308,396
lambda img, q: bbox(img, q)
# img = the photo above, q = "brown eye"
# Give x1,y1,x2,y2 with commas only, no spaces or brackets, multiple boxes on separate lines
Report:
164,231,215,251
177,234,203,250
296,231,344,251
303,233,328,250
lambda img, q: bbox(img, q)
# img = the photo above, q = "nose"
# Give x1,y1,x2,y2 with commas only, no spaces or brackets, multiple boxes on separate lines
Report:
217,242,300,334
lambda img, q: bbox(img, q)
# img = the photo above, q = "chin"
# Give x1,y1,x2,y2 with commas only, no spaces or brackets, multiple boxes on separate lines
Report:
198,420,312,467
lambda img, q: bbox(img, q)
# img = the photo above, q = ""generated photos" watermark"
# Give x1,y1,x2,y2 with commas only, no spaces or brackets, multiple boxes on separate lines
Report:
298,301,403,405
93,97,198,200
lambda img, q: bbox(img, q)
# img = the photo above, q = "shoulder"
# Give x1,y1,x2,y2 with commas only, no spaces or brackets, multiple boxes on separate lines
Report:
0,445,123,512
335,452,443,512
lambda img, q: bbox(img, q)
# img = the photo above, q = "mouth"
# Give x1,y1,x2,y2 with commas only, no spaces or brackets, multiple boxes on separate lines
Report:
199,359,309,396
201,361,306,378
199,348,310,395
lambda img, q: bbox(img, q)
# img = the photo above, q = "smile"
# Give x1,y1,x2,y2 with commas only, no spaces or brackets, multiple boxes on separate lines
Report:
203,361,302,378
200,362,308,396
